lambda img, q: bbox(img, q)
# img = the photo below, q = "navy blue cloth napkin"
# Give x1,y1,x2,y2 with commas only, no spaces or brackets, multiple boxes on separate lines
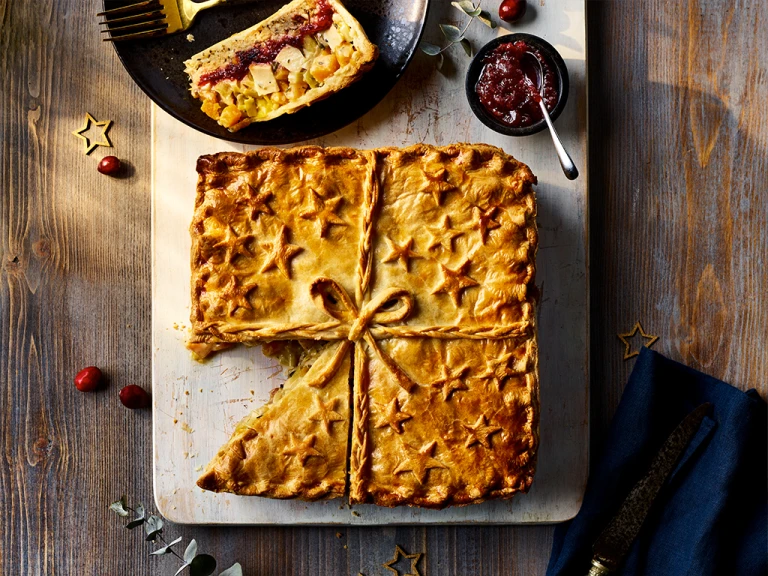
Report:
546,348,767,576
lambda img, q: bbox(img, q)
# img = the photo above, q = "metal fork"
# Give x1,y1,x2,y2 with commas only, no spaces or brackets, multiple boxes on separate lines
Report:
99,0,225,42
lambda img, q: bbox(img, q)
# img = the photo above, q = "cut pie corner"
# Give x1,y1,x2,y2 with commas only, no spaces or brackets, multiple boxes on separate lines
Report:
196,340,352,500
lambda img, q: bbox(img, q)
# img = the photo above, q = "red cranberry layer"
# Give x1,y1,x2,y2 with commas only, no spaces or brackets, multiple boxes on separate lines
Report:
199,0,334,87
475,40,558,128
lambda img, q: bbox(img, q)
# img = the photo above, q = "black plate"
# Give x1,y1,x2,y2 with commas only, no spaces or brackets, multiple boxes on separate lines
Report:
106,0,429,144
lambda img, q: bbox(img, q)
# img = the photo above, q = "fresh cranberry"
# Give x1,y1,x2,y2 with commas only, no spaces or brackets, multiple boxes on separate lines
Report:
74,366,103,392
499,0,527,22
119,385,150,409
98,156,121,176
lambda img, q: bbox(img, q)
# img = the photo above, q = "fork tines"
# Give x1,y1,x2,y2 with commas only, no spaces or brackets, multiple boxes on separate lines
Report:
99,0,168,42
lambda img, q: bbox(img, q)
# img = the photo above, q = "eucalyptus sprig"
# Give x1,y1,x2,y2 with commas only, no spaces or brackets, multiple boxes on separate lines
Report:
421,1,496,69
110,496,242,576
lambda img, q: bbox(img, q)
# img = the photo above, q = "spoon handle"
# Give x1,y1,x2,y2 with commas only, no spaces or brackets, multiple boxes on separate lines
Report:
538,100,579,180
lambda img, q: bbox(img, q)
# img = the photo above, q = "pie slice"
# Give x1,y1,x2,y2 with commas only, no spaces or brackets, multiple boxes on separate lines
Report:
184,0,378,131
349,337,538,508
196,341,351,499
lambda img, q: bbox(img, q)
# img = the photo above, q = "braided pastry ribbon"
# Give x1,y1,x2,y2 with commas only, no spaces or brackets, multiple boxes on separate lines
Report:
304,277,417,392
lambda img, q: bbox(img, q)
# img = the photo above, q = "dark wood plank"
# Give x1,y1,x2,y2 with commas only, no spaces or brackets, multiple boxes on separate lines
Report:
1,0,765,574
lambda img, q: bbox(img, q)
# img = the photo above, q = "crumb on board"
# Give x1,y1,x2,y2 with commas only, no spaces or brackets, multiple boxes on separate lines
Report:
181,422,194,433
351,510,360,517
185,390,190,395
194,465,203,472
343,544,348,550
173,418,178,424
187,33,195,42
336,532,342,539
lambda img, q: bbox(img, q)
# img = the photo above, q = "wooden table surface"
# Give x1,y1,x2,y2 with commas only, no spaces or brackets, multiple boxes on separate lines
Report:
1,0,766,574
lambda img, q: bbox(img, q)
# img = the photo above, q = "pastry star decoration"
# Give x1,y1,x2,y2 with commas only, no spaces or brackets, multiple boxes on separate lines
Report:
221,274,257,316
309,396,344,434
430,364,469,401
282,433,323,465
259,225,303,279
618,321,659,360
419,166,455,206
471,206,502,244
237,182,273,221
471,351,521,391
212,225,254,263
373,397,412,434
426,215,463,252
431,259,479,307
382,545,423,576
382,236,421,271
393,441,447,485
72,112,112,155
300,189,346,238
463,415,501,449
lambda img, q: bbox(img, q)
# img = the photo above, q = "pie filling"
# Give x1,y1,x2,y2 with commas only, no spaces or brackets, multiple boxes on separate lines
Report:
187,0,375,129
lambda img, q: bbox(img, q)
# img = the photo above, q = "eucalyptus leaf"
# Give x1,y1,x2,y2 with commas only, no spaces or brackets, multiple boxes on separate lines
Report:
189,554,217,576
420,42,442,56
126,517,146,530
150,536,182,556
451,0,481,17
184,539,199,564
126,503,146,529
174,563,191,576
109,496,129,517
144,515,164,541
477,10,497,28
459,38,473,57
218,563,243,576
439,24,463,43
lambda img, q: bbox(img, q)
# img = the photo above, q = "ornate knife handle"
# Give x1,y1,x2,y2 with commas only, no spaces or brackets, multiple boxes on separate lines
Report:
587,559,612,576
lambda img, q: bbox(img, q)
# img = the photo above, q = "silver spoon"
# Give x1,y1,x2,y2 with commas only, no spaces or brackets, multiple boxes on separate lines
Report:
524,52,579,180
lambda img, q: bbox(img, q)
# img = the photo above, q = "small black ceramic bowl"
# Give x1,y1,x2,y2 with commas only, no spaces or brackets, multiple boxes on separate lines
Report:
466,33,570,137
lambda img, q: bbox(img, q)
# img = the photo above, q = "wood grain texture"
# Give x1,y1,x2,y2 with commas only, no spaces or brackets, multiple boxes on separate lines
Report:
1,1,765,575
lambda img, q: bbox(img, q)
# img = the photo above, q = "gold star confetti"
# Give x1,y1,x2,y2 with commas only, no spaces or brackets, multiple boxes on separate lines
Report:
72,112,113,155
618,321,659,360
382,545,423,576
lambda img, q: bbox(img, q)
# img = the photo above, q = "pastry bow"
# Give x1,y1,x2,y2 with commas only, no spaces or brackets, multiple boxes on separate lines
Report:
305,277,417,392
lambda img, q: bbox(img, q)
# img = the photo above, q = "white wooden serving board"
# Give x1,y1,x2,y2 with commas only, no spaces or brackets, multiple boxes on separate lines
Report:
152,0,588,525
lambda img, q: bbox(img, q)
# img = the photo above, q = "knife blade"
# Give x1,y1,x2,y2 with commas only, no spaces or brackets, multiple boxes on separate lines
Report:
586,402,712,576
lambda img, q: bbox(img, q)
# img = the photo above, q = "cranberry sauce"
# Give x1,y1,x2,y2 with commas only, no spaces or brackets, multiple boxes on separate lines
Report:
475,40,558,128
199,0,334,87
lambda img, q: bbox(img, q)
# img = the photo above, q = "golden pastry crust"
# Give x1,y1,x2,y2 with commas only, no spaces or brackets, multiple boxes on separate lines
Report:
190,146,374,344
190,144,536,346
184,0,378,131
192,143,539,508
197,341,351,499
349,337,538,508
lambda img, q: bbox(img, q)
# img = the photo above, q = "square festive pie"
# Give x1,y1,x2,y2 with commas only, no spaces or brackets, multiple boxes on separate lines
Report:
184,0,378,131
191,143,539,508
